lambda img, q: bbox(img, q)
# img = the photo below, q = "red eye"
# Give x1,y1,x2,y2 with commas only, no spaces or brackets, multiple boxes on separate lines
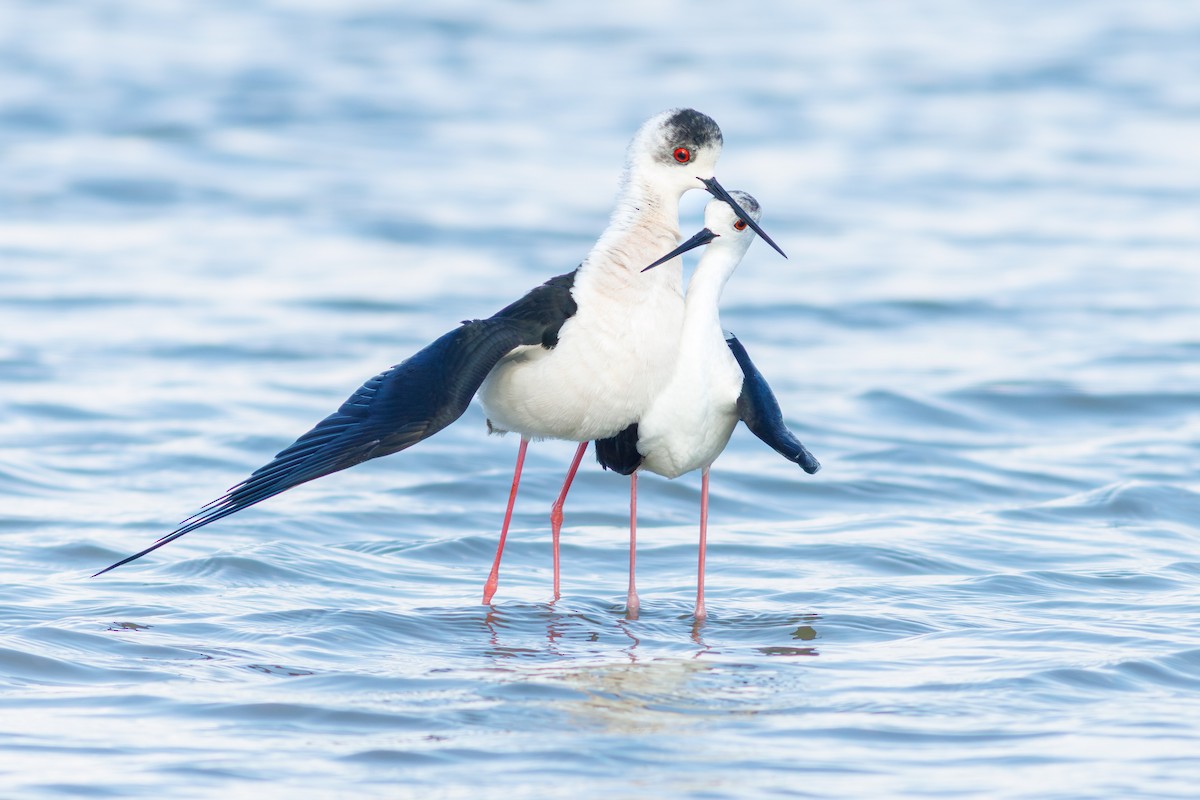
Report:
733,219,747,231
673,147,691,164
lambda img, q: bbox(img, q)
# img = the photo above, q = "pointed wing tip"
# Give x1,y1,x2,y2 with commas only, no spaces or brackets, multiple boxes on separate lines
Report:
797,450,821,475
91,562,122,578
91,533,182,578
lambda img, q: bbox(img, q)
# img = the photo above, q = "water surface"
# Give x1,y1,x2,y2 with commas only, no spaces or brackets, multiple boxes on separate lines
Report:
2,1,1199,797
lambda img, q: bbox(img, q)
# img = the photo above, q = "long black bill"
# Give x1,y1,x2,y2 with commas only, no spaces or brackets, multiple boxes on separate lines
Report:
701,177,787,258
641,228,719,272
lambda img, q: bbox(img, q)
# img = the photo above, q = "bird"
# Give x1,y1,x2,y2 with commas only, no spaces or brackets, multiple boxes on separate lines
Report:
93,109,788,600
594,191,820,620
476,110,786,603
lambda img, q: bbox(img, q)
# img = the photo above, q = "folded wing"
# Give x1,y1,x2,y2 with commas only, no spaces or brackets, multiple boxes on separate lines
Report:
725,333,821,474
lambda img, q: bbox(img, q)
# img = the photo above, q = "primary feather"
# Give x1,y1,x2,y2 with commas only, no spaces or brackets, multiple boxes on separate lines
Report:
93,272,578,576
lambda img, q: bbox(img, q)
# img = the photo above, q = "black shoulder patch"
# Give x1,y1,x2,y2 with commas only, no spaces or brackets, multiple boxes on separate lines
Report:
492,268,579,349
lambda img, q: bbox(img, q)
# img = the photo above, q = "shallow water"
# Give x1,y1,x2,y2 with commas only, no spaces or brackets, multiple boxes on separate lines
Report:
2,1,1199,797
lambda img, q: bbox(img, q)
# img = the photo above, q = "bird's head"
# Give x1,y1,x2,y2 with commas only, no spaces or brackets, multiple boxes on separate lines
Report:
628,109,784,259
641,190,764,273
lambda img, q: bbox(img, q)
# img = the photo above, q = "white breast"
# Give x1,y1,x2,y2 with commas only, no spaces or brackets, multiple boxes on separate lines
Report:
478,227,685,441
635,334,744,478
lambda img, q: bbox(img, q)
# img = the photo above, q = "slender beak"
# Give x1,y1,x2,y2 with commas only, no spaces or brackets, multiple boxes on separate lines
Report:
700,177,787,258
642,228,719,272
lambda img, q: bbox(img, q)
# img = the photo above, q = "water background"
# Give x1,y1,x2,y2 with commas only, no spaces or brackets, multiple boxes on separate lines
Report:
2,1,1199,797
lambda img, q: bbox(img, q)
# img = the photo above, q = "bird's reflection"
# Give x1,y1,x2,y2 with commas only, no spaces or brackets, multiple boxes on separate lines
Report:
614,617,642,662
473,604,823,733
554,659,717,735
479,602,821,665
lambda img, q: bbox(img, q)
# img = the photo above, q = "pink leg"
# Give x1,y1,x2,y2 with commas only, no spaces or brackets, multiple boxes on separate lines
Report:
483,437,529,605
550,442,589,600
627,472,640,619
695,467,710,621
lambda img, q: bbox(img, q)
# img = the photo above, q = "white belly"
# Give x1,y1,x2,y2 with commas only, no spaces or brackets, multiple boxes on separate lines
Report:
635,342,743,478
479,269,685,441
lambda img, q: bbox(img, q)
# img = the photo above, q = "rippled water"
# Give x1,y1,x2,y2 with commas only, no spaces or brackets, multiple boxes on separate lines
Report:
3,1,1199,797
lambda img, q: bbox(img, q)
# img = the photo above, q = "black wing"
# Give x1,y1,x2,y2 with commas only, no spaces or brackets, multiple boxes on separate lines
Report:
726,333,821,474
594,422,642,476
94,271,579,576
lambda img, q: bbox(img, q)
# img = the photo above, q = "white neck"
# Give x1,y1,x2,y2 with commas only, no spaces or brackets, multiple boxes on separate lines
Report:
583,171,685,289
681,247,738,344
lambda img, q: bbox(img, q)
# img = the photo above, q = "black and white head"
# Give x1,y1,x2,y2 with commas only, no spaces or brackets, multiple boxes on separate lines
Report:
707,190,761,248
627,109,785,258
626,108,726,198
642,190,764,273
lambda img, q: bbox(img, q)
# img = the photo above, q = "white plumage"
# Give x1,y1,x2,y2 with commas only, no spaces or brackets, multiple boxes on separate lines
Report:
478,109,720,441
597,190,818,620
636,196,761,478
473,109,785,604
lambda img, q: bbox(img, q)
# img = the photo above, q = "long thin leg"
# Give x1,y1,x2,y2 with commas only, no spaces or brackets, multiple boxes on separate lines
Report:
483,437,529,605
550,442,589,600
627,472,640,619
695,467,710,621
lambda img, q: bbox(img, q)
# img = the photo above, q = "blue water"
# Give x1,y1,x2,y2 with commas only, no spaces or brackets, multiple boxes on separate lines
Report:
3,1,1199,797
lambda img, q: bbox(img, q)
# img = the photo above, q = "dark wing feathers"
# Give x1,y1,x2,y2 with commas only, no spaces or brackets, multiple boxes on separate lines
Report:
726,334,821,474
594,422,642,475
94,271,578,576
493,269,578,347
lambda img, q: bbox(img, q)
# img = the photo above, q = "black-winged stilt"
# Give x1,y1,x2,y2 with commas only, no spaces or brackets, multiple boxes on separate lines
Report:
93,110,787,598
594,191,820,619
